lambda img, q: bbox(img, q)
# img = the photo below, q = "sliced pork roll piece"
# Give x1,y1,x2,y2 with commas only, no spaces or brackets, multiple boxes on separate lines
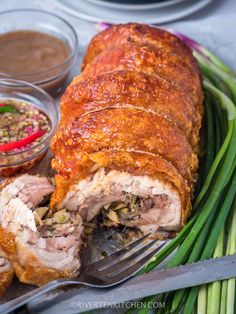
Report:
51,150,190,235
61,70,200,150
80,43,202,111
0,175,83,286
52,108,197,182
0,256,14,297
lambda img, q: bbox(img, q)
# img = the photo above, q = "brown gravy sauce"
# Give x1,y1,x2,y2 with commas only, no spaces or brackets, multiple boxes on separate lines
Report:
0,30,71,75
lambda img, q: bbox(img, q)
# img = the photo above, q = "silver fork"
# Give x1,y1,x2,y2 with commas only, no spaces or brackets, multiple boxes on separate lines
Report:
0,233,165,314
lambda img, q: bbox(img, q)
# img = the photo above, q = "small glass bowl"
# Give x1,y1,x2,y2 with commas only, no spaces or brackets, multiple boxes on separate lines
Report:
0,9,78,96
0,78,58,176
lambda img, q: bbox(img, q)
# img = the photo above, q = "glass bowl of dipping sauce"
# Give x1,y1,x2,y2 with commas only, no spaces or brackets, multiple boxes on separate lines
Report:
0,9,78,96
0,78,58,176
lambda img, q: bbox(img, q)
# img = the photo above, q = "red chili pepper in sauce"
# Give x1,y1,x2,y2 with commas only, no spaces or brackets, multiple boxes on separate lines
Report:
0,130,46,152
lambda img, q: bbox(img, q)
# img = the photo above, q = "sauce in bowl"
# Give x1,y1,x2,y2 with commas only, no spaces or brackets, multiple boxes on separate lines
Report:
0,77,58,177
0,99,51,155
0,31,70,75
0,30,73,96
0,98,53,177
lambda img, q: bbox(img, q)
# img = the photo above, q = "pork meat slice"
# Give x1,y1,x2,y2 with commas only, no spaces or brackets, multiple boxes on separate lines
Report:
60,168,182,233
0,175,83,285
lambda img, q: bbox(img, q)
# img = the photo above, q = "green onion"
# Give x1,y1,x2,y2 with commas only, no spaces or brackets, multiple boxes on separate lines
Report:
224,199,236,314
198,285,207,314
167,82,236,268
171,203,219,312
220,280,228,314
182,165,236,312
193,81,236,209
204,94,216,175
207,228,224,314
207,283,213,314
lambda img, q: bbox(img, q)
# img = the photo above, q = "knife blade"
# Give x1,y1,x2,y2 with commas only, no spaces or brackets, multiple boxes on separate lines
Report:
28,254,236,314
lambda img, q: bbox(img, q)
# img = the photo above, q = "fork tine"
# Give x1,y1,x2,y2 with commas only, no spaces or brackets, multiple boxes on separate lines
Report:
88,233,151,269
106,241,166,281
98,237,161,271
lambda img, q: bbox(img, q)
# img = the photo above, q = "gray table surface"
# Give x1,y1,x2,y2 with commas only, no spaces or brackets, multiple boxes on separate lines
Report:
0,0,236,313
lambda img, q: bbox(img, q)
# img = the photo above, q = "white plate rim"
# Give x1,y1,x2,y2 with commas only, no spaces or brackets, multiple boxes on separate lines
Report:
52,0,214,24
85,0,187,11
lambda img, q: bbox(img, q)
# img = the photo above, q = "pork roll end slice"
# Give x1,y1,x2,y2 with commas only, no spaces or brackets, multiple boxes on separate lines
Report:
82,23,199,73
0,175,83,286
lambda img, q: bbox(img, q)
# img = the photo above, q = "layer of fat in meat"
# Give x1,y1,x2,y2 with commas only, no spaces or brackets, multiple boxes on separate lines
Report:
0,175,54,232
0,196,36,232
16,236,81,271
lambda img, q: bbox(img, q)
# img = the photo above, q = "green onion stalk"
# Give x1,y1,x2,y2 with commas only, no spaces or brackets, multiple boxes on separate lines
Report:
227,202,236,314
125,34,236,314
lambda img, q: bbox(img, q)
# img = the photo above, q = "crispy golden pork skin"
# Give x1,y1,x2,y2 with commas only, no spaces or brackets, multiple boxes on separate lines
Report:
82,23,200,78
82,23,203,116
52,108,197,182
0,257,14,297
51,23,203,235
80,43,202,112
61,70,199,149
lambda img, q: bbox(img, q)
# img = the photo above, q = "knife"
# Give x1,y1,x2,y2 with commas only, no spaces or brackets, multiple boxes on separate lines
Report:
27,254,236,314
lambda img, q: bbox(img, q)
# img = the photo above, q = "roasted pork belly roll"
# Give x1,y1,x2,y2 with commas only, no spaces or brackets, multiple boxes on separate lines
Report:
0,256,14,297
0,175,83,286
51,24,203,237
62,70,200,150
80,43,202,112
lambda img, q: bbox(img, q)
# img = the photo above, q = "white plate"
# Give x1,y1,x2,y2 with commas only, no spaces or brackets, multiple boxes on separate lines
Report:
86,0,186,11
53,0,214,24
